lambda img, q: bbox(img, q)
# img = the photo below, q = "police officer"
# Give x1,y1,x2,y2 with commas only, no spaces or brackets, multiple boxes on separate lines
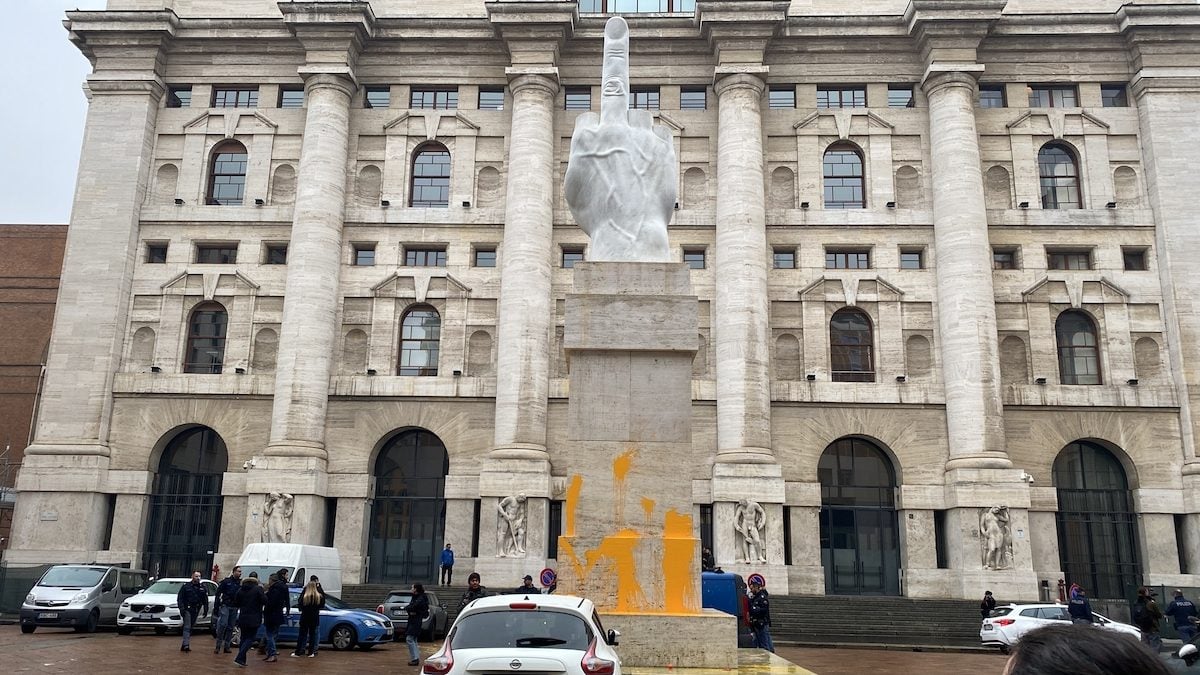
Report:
176,571,209,652
747,574,774,653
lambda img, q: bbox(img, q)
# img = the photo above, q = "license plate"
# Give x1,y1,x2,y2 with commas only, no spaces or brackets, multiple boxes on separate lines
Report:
139,613,154,620
983,625,993,631
38,612,58,619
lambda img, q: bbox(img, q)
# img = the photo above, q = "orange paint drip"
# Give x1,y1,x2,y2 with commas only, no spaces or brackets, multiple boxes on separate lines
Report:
563,475,583,537
585,529,647,612
662,509,700,614
640,497,655,525
612,448,635,525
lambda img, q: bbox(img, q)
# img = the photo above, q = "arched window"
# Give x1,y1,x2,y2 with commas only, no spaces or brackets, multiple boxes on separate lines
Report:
207,141,248,205
1056,310,1101,385
144,426,228,578
1039,143,1081,209
369,428,449,583
410,143,451,208
184,303,228,374
830,308,874,382
818,437,900,595
823,144,865,209
398,305,440,376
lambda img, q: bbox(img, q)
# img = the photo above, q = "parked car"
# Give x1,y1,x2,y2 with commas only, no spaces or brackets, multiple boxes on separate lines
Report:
20,565,149,634
116,577,218,635
701,571,755,648
423,594,621,675
236,588,393,651
378,589,449,641
980,603,1142,653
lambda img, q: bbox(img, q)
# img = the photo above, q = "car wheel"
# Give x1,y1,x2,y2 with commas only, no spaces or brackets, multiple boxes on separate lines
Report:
329,624,356,651
999,644,1010,655
154,627,167,635
74,610,99,633
20,625,36,634
117,627,133,636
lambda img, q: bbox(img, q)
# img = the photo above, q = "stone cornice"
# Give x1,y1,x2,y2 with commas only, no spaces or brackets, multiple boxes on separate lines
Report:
1117,3,1200,74
695,0,789,65
64,10,178,75
905,0,1005,66
485,0,577,67
279,1,375,82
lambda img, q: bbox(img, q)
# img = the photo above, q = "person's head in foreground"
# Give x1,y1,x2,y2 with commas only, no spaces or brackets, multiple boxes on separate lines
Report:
1003,623,1171,675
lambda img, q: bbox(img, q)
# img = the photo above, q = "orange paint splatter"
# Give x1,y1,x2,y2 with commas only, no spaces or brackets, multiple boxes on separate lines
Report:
585,529,647,612
612,448,635,525
661,509,699,614
563,474,583,538
641,497,655,525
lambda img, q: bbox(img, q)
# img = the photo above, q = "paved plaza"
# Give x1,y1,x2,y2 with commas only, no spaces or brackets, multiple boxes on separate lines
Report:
0,624,1010,675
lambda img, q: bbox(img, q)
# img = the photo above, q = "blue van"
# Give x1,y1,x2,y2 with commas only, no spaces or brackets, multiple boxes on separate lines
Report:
701,571,755,648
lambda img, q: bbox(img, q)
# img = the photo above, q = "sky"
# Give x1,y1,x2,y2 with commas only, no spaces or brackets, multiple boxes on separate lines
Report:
1,1,107,224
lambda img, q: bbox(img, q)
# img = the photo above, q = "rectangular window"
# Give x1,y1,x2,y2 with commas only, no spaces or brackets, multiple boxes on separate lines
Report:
979,85,1006,108
817,86,867,109
825,249,870,269
278,87,305,109
934,510,950,569
580,0,696,10
1102,84,1129,108
1122,247,1148,271
324,498,337,549
405,247,447,267
471,499,481,558
212,87,259,108
683,248,706,269
562,247,585,268
411,87,458,110
353,244,376,267
565,86,592,111
773,248,796,269
679,87,707,110
547,500,563,559
782,506,793,566
1028,84,1079,108
993,248,1018,270
630,86,660,110
195,244,238,264
146,243,168,264
166,86,192,108
1176,514,1191,575
899,249,924,269
699,504,713,558
364,86,391,109
768,86,795,110
474,247,497,268
264,244,288,265
1047,249,1092,270
887,85,914,108
478,87,505,111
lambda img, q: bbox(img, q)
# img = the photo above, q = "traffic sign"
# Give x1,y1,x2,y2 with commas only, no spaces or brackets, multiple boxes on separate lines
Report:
540,567,557,587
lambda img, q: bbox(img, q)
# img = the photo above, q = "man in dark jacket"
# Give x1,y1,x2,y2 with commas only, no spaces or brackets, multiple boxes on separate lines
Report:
233,573,267,667
747,575,774,653
1068,586,1094,624
262,569,291,662
514,575,537,595
1167,590,1200,645
1135,587,1165,650
459,572,489,612
176,571,210,653
213,566,241,653
980,590,997,618
404,583,430,666
440,543,455,586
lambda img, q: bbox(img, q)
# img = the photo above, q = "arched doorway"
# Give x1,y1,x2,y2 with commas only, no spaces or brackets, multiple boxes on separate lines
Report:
143,426,228,578
368,429,449,583
1053,440,1142,599
819,437,901,595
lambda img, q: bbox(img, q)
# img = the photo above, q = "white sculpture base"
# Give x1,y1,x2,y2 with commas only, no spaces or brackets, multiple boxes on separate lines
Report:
601,609,737,668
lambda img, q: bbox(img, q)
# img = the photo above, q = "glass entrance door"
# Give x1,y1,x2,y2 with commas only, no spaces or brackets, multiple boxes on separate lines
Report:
820,506,900,595
368,429,449,584
143,427,227,579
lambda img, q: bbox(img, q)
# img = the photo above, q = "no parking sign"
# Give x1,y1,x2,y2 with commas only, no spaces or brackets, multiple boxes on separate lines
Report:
540,567,557,588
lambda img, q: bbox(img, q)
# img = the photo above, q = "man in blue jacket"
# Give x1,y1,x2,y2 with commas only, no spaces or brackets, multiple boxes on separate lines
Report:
1167,589,1199,644
213,566,242,653
440,543,455,586
176,571,210,653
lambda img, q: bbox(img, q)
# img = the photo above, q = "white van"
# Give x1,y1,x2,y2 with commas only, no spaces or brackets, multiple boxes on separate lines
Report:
235,544,342,597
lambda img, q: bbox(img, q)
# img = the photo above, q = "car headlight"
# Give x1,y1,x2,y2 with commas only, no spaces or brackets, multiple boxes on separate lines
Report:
25,593,36,604
121,602,131,608
362,619,378,627
72,592,90,604
169,603,178,609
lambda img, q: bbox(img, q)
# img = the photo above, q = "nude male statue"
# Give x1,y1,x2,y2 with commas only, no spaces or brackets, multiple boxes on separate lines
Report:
735,498,768,564
496,493,528,557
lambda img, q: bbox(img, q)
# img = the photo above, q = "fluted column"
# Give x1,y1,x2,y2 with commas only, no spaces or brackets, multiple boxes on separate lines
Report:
490,73,558,459
266,72,355,459
923,69,1009,469
713,73,773,464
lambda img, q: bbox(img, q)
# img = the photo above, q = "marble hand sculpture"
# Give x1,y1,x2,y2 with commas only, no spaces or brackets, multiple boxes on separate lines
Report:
564,17,676,262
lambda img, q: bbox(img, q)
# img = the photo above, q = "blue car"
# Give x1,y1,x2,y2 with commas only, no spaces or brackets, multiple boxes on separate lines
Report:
241,589,394,651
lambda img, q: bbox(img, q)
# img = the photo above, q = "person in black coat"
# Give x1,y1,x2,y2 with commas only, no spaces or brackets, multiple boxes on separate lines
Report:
293,579,326,658
980,590,997,618
233,574,267,667
175,571,210,653
262,569,291,662
404,583,430,666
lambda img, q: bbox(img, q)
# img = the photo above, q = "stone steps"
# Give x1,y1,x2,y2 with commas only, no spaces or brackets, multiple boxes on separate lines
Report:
769,595,986,648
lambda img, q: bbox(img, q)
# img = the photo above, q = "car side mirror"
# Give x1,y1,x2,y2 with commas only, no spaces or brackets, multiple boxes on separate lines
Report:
607,629,620,646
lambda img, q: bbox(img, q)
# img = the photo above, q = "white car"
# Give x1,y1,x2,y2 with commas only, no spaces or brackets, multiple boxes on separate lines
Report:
117,578,218,635
423,594,621,675
981,602,1142,653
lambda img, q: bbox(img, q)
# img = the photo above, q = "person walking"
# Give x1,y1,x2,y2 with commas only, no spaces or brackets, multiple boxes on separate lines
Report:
292,578,325,658
1135,586,1165,651
233,572,267,667
747,574,774,653
176,571,209,653
513,575,537,595
214,566,242,654
262,568,291,662
981,590,997,618
1068,585,1095,624
459,572,489,612
404,583,430,666
1167,589,1200,645
440,543,455,586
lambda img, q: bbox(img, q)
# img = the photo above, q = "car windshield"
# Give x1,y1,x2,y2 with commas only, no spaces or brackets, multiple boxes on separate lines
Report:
289,589,346,610
145,580,186,594
39,567,107,587
451,609,592,650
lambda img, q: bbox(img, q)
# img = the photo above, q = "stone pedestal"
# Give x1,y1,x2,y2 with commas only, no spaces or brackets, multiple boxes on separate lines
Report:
601,610,736,668
943,468,1039,600
476,457,553,587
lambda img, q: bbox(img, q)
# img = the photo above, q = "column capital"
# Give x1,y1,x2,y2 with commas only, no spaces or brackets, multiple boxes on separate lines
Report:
905,0,1005,67
298,70,357,98
920,64,984,96
506,69,561,97
713,70,767,98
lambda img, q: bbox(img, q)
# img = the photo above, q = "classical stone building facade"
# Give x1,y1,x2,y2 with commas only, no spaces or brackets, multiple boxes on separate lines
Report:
8,0,1200,601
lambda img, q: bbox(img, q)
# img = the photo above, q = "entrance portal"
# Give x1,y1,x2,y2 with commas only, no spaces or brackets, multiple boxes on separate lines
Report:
368,429,448,584
143,426,227,578
819,437,901,596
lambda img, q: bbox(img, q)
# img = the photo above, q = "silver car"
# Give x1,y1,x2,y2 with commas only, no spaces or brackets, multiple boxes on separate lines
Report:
377,589,448,640
20,565,149,633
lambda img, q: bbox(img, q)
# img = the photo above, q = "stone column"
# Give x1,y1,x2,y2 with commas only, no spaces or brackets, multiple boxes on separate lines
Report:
712,72,773,465
922,68,1010,470
490,72,558,461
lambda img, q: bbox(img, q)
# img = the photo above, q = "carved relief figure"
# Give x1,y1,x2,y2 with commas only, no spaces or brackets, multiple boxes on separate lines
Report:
496,493,528,557
734,498,768,564
563,17,676,263
980,505,1013,570
262,492,294,543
